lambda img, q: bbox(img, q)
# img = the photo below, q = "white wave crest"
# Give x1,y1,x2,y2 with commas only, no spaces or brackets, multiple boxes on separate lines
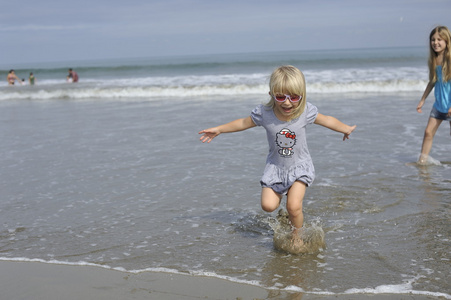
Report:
0,79,427,101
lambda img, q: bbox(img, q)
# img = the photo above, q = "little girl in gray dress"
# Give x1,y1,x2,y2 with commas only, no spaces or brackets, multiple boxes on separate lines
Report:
199,65,356,247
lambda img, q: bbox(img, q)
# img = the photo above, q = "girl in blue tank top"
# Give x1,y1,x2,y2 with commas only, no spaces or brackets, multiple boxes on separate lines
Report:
416,25,451,164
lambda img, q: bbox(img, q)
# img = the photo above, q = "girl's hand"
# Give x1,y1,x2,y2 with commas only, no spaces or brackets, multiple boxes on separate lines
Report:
448,107,451,118
343,125,356,141
417,100,425,113
199,128,220,143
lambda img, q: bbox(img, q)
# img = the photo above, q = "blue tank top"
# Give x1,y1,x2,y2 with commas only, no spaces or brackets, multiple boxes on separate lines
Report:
433,66,451,113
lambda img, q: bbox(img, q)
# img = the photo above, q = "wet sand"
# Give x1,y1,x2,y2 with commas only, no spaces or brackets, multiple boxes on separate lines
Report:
0,261,443,300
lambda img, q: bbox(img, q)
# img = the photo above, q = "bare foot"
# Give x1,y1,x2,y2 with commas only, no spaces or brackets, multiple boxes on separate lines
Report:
418,154,428,165
290,228,305,251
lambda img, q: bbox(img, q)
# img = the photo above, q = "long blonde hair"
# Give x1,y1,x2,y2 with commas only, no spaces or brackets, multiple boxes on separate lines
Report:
428,25,451,82
266,65,307,120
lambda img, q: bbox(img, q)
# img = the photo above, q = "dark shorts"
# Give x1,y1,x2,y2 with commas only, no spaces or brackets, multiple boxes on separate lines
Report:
430,106,451,121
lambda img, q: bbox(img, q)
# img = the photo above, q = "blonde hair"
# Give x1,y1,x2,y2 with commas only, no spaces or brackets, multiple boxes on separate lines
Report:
428,25,451,82
266,65,307,120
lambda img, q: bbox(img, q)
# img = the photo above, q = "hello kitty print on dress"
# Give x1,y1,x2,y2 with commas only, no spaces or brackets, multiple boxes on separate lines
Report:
276,128,296,157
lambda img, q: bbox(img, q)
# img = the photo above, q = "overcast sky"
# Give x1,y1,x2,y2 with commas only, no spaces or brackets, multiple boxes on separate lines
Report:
1,0,450,65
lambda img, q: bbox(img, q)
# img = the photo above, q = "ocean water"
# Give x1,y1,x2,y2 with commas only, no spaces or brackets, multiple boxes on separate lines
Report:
0,47,450,298
1,47,428,99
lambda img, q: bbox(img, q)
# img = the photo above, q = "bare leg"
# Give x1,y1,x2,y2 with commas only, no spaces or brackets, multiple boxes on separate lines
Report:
419,117,442,162
286,181,306,229
284,181,307,250
261,187,282,213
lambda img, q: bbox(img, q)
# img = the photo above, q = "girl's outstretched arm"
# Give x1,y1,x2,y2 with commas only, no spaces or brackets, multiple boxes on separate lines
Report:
314,113,356,141
199,116,256,143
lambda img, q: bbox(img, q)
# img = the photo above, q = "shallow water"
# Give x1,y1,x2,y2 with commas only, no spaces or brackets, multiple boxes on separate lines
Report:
0,93,449,297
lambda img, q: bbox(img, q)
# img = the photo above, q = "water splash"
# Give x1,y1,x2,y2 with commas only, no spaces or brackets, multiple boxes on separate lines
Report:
417,154,442,166
269,209,326,255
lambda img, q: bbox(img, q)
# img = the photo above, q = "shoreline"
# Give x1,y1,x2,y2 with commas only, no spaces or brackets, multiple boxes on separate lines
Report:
0,261,446,300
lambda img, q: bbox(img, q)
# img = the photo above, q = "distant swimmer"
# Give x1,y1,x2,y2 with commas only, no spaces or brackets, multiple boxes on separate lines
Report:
67,68,79,83
7,70,22,85
29,72,35,85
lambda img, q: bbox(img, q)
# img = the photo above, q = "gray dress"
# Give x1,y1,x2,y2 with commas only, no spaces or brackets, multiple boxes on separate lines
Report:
250,102,318,195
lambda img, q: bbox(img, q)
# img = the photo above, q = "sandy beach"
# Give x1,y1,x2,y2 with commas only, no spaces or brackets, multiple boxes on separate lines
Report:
0,261,444,300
